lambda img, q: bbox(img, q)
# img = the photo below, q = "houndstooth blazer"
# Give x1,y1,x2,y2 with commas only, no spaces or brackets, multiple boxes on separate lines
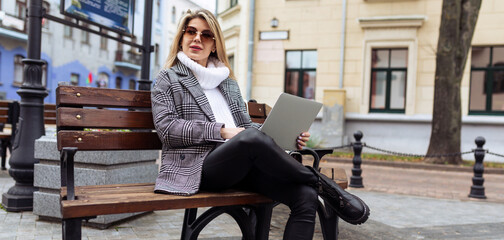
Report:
151,61,257,195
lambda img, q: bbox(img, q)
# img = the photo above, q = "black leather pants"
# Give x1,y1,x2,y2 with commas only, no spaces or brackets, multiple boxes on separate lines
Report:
201,128,319,240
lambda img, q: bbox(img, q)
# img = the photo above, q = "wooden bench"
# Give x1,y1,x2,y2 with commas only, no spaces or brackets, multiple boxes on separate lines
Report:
0,100,19,170
56,85,347,240
0,101,56,170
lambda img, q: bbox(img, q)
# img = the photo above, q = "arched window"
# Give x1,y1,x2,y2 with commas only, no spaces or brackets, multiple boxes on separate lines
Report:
171,6,176,24
12,55,47,87
97,73,109,88
129,79,136,90
70,73,79,86
115,77,122,89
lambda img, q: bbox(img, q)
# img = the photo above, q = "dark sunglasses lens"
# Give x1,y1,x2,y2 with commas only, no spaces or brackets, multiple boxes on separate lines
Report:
185,28,197,36
201,31,214,41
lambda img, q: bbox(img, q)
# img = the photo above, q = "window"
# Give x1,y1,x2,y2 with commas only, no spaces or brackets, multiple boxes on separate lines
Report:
117,37,123,51
156,0,161,22
64,17,73,38
41,62,47,87
42,1,50,29
285,50,317,100
369,48,408,113
81,23,90,44
135,0,140,12
129,79,136,90
469,46,504,114
13,55,24,86
171,6,176,24
154,43,160,67
228,55,235,73
97,73,109,88
230,0,238,8
115,77,122,89
13,56,47,87
100,30,108,50
15,0,26,20
70,73,79,86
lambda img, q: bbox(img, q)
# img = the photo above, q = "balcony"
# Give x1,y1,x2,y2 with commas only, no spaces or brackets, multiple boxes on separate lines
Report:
114,50,142,71
0,11,27,41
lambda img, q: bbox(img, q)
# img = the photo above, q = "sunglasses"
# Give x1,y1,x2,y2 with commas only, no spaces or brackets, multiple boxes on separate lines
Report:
183,26,215,43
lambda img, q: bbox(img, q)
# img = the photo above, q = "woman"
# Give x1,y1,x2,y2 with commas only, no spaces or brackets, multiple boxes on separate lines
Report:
152,9,369,239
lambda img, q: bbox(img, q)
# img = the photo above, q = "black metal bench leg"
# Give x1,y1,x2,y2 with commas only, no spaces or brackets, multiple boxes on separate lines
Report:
181,205,272,240
0,140,8,170
253,203,274,240
62,218,82,240
318,202,339,240
181,208,198,240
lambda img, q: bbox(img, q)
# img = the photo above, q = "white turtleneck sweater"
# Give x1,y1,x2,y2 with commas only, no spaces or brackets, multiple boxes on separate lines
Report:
177,51,236,128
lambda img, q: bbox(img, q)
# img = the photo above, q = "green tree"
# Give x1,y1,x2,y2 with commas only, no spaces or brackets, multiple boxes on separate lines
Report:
425,0,482,164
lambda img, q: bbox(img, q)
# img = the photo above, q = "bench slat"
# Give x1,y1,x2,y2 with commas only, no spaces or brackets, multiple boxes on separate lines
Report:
57,86,151,108
57,108,154,128
61,184,272,219
57,131,161,151
45,104,56,110
61,175,347,219
45,119,56,125
0,101,11,108
44,111,56,118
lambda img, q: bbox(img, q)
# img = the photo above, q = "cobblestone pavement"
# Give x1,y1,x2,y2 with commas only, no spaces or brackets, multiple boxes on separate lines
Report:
1,161,503,239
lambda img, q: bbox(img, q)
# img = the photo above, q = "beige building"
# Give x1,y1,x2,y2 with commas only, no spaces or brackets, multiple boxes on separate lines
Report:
217,0,504,161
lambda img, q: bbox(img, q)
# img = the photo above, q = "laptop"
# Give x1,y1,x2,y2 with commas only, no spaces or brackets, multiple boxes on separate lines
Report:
259,93,323,150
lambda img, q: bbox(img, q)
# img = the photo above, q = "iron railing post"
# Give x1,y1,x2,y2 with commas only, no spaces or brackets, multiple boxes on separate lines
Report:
349,131,364,188
469,136,486,199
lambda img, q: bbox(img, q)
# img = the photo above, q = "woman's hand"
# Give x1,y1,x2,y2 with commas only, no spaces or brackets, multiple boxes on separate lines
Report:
296,132,310,149
220,127,245,139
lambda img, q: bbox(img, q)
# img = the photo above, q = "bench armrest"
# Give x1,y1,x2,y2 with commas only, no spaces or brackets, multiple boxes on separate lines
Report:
60,147,77,200
290,148,334,170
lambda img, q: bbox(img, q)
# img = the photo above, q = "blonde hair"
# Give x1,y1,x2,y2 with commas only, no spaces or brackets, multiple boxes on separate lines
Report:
163,9,236,80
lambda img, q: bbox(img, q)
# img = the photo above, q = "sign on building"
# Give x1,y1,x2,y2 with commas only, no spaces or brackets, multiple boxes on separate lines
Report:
61,0,134,34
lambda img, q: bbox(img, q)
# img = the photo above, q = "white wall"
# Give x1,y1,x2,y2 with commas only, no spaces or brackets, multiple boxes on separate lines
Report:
343,114,504,163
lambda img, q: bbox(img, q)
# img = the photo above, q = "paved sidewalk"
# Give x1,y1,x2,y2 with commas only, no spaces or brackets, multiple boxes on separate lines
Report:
326,161,504,240
0,161,503,239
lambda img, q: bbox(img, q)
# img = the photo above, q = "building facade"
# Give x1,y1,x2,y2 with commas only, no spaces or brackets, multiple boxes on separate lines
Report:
0,0,205,103
218,0,504,161
216,0,253,99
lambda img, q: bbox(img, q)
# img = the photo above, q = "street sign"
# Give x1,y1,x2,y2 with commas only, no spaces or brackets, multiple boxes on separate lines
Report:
61,0,134,34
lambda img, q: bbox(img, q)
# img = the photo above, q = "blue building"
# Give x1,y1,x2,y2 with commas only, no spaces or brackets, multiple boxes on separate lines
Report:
0,0,205,103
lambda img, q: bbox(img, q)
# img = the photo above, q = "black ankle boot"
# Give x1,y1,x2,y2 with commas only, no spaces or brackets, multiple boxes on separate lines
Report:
307,166,370,225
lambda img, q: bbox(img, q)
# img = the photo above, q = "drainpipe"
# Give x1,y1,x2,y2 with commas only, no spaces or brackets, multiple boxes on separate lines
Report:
215,0,218,16
339,0,347,89
246,0,255,100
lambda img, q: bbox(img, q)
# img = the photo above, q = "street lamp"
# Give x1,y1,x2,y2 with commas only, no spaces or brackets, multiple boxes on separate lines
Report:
270,18,279,28
2,0,48,211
